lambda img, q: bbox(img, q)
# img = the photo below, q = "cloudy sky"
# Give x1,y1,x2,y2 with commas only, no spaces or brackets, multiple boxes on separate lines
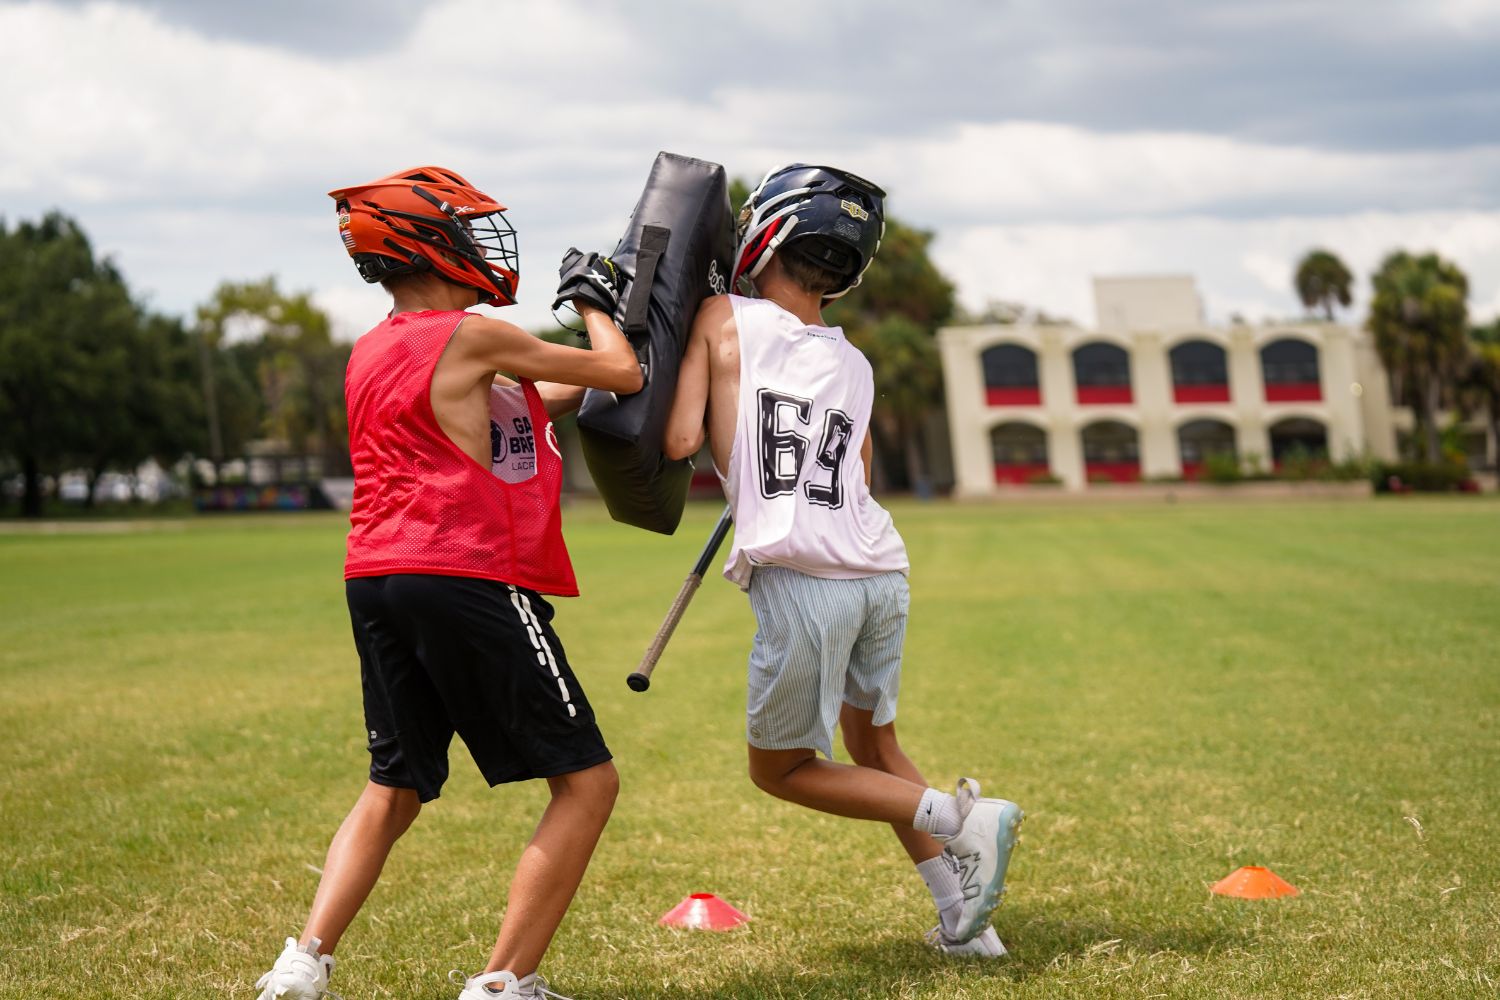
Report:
4,0,1499,336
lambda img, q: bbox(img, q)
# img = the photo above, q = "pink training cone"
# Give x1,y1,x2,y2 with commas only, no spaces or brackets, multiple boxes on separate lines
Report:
1210,865,1300,899
658,893,750,930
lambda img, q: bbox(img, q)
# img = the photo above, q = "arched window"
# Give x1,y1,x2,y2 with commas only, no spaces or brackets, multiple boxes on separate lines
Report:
981,344,1041,406
1261,338,1322,402
1170,340,1230,404
990,423,1050,484
1177,419,1237,479
1080,420,1140,482
1268,417,1328,466
1073,342,1133,404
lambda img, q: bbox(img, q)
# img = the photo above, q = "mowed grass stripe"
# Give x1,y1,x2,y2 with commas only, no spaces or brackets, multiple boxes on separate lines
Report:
1,499,1497,998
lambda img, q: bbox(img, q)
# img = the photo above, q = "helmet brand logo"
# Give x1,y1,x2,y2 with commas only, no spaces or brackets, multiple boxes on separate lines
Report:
337,207,356,252
839,199,870,221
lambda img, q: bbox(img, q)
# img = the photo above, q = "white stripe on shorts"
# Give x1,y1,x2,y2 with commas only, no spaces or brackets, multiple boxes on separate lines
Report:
509,585,577,718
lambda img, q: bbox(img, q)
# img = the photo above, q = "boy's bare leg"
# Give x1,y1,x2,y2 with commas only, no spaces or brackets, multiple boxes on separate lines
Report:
839,705,945,864
302,781,423,953
484,761,619,977
747,743,926,826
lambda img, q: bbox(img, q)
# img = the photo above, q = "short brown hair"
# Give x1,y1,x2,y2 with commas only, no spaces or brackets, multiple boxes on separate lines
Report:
776,245,845,296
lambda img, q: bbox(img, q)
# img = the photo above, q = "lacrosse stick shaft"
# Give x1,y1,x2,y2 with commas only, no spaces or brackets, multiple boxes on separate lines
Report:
627,505,733,692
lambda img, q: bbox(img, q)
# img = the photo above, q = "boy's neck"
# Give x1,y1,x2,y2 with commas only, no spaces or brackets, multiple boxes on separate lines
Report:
754,271,827,327
390,273,480,314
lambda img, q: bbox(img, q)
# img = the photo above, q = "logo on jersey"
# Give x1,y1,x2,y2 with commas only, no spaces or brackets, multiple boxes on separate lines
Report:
489,384,539,484
490,415,536,477
707,258,727,295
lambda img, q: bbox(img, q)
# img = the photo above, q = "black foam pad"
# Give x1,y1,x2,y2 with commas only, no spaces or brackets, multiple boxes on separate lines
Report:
577,152,734,534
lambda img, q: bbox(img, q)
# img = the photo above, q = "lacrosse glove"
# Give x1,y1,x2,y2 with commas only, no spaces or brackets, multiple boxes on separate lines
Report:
552,249,623,317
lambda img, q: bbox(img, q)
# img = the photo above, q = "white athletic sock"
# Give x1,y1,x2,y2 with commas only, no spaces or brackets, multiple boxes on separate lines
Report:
917,853,964,910
913,788,963,839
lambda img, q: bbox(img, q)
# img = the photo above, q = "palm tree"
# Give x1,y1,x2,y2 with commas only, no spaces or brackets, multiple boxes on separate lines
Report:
1294,249,1354,321
1462,321,1500,471
1368,252,1470,462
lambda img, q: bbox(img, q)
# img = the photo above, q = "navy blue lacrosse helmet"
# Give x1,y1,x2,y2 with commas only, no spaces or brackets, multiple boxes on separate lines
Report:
734,163,886,300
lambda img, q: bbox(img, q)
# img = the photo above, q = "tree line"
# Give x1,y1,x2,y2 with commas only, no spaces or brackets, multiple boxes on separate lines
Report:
0,200,964,517
0,213,351,517
1295,248,1499,466
4,208,1495,518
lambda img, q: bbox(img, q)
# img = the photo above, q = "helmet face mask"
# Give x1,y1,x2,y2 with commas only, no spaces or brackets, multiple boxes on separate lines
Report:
330,167,520,306
734,163,886,302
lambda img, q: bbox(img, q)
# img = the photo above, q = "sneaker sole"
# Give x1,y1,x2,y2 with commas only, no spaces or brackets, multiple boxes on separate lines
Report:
971,801,1024,936
928,924,1009,959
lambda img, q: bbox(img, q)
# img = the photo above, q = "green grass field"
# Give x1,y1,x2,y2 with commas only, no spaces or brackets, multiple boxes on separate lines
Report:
2,499,1498,999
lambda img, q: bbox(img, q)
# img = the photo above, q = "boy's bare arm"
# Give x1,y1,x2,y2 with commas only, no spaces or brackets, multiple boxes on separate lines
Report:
491,374,584,419
454,304,643,394
862,431,873,487
535,382,586,419
662,300,721,461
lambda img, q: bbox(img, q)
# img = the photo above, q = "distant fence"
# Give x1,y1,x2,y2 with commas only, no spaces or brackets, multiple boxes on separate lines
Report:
194,482,337,512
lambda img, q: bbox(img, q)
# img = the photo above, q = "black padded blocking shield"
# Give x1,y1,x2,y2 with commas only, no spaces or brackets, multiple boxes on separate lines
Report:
577,152,734,534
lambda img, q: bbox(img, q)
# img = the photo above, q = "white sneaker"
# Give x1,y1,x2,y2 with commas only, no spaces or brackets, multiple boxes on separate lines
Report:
926,923,1008,958
451,969,574,999
254,937,338,1000
942,777,1024,943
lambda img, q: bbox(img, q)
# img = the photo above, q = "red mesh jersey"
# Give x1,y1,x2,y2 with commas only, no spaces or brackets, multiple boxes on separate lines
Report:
343,309,578,596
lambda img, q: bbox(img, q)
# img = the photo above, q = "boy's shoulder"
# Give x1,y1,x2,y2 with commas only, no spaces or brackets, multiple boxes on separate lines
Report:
698,293,735,316
694,294,737,338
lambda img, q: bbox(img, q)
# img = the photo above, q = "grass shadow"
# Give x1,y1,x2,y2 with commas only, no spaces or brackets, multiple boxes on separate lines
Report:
999,913,1260,968
641,913,1258,999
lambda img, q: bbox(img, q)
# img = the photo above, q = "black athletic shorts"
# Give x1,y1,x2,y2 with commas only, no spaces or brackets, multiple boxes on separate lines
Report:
346,574,612,802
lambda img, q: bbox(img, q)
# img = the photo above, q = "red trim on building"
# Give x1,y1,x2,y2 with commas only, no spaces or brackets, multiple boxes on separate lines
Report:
689,468,723,500
1077,385,1134,405
1264,382,1322,402
1181,461,1204,481
1173,383,1231,404
993,462,1053,485
1085,461,1141,483
986,386,1042,406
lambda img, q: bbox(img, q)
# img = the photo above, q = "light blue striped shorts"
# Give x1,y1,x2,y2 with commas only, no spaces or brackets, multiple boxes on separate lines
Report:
745,566,910,758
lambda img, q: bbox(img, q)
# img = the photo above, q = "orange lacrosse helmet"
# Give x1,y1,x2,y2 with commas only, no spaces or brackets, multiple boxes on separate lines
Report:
329,166,519,306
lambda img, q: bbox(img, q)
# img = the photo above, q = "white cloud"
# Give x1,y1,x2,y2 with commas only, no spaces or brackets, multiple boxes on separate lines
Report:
859,121,1500,226
937,210,1500,329
1431,0,1500,32
2,0,1498,342
1240,251,1292,298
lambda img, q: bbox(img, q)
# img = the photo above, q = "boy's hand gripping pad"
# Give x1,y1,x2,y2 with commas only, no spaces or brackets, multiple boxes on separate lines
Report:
576,152,735,534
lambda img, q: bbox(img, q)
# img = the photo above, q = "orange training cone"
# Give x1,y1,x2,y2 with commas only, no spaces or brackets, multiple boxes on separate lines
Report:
658,893,750,930
1210,865,1300,899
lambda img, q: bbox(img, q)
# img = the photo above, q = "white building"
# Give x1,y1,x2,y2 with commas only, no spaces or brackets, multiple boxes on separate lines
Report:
938,276,1417,495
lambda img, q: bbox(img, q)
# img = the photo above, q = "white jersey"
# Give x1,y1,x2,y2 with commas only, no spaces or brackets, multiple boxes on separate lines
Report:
718,295,908,589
